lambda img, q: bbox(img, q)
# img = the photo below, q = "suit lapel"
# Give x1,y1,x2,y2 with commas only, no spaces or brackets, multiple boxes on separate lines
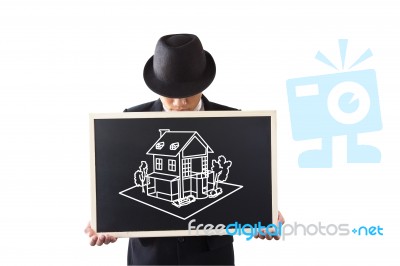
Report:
201,95,212,111
150,99,164,111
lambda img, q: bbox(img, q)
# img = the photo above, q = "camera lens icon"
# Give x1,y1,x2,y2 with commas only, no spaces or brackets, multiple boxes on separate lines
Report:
327,81,371,125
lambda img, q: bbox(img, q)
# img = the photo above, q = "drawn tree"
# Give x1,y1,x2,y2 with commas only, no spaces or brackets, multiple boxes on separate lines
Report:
211,155,232,190
134,161,148,193
217,155,232,182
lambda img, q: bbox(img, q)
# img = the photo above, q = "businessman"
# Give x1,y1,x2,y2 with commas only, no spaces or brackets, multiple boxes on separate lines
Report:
85,33,284,265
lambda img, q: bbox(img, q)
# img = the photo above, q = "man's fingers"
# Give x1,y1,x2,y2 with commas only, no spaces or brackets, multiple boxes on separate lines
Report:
278,211,285,224
103,235,112,245
96,235,105,246
254,215,284,241
257,228,277,240
265,232,273,240
85,222,97,237
90,235,98,246
87,229,96,237
86,222,117,246
259,230,266,239
84,223,92,234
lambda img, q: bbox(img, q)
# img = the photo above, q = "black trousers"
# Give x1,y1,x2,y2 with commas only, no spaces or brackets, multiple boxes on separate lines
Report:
127,236,234,265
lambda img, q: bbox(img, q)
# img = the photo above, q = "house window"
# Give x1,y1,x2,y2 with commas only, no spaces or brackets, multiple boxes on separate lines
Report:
156,142,164,150
182,159,191,177
155,158,162,170
170,142,179,150
168,159,176,171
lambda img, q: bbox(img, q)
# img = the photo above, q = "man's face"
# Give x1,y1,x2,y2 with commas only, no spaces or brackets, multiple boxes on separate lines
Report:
160,93,202,111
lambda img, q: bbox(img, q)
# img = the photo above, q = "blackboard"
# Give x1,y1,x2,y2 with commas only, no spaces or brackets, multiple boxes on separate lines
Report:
90,111,277,237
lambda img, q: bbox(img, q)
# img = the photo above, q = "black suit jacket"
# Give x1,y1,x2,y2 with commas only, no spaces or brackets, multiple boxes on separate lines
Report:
124,95,237,265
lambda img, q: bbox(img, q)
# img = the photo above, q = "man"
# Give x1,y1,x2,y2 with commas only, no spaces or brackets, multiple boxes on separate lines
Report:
85,33,284,265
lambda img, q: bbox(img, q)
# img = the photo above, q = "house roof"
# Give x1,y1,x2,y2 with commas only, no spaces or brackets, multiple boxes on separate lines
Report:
146,131,213,156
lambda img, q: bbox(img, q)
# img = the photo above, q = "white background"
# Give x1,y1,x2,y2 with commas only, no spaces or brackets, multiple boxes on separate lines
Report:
1,0,399,265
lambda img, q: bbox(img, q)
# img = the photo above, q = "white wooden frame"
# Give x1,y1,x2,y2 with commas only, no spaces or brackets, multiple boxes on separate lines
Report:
90,110,278,237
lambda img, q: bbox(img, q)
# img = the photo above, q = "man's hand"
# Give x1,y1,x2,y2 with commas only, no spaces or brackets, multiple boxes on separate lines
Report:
254,211,285,240
85,222,118,246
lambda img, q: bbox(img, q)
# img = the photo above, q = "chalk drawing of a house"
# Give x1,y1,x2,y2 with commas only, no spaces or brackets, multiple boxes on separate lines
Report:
120,128,243,219
146,129,215,208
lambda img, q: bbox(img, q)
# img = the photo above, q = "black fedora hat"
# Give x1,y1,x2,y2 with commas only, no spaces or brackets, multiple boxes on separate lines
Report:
143,34,216,98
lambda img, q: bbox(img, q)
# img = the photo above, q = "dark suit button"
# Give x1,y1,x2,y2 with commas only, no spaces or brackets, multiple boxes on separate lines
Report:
177,237,185,243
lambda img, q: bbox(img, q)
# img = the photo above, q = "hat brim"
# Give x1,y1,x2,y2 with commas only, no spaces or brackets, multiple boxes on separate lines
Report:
143,51,216,98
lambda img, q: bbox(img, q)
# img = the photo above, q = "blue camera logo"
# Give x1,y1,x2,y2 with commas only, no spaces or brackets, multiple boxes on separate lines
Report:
286,40,382,168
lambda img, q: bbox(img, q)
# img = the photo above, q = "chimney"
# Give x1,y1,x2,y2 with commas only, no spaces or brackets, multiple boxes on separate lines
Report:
159,129,170,137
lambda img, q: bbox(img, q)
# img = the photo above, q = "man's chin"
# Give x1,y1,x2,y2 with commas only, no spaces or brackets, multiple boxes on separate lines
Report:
170,108,191,111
